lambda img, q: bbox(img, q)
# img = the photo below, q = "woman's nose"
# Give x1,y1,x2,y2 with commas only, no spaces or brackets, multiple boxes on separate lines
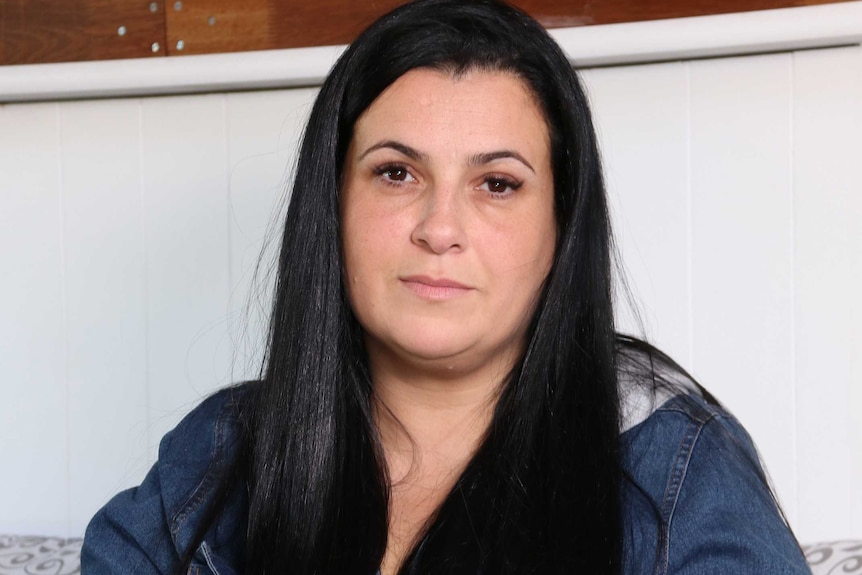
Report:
410,185,467,254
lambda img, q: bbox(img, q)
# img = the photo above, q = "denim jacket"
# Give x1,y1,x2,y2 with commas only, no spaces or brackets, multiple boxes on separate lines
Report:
82,383,811,574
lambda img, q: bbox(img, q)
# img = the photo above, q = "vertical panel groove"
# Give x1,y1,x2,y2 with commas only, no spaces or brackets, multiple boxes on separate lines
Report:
684,62,694,371
56,101,72,537
138,99,151,462
224,94,233,343
223,94,236,383
788,52,798,525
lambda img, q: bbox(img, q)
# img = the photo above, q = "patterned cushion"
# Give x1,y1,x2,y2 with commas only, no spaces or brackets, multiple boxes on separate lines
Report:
0,536,82,575
1,534,860,573
804,541,862,575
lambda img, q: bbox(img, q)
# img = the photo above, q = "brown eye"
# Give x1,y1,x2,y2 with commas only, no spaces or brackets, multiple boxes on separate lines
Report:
386,167,409,181
487,179,509,194
481,176,521,196
375,164,415,185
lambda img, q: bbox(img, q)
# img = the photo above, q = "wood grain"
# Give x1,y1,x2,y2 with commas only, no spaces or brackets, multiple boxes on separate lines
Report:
1,0,166,65
164,0,855,56
518,0,856,27
1,0,855,64
163,0,405,55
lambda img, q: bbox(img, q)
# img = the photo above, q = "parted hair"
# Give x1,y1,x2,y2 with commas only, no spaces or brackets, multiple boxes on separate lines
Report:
182,0,625,573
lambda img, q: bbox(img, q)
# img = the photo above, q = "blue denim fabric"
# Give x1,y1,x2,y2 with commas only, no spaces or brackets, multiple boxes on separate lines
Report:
82,384,811,574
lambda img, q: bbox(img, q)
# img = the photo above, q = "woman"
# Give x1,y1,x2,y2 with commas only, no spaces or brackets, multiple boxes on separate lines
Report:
83,1,811,574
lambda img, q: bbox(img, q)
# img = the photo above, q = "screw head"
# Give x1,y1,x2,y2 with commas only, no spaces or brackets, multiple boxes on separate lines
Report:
149,2,158,12
173,1,182,10
151,42,160,53
176,40,185,51
208,16,216,26
117,26,127,36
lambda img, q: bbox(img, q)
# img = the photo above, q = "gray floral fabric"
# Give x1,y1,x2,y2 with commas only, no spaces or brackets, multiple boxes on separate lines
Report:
0,536,82,575
804,540,862,575
1,534,860,574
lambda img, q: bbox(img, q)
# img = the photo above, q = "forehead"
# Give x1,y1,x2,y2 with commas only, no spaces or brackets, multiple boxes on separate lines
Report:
351,68,550,153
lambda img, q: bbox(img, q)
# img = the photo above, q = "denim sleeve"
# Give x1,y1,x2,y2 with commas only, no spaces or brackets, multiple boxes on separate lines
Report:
81,461,180,574
81,387,244,574
665,413,811,574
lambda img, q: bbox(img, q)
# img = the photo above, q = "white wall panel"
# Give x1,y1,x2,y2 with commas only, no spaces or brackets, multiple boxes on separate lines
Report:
793,46,862,542
582,62,691,365
141,94,232,459
59,99,149,535
225,88,317,382
688,54,797,521
1,46,860,545
0,103,67,534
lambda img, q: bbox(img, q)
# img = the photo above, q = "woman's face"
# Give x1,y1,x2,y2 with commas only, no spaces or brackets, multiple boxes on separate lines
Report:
341,68,556,379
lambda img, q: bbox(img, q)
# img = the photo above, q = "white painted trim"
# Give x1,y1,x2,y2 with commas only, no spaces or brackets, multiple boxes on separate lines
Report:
2,2,860,102
555,1,862,67
0,45,347,103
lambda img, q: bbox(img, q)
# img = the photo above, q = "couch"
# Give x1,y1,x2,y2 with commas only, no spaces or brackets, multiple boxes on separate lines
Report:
0,534,859,574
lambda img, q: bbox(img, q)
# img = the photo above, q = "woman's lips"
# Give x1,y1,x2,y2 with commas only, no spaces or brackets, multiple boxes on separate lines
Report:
400,275,474,300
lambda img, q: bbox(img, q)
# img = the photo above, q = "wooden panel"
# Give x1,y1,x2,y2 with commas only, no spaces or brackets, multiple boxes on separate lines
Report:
2,0,854,63
165,0,273,55
0,2,5,64
517,0,856,27
580,63,691,365
1,0,165,64
60,99,150,534
163,0,404,55
0,103,68,535
140,93,232,459
688,54,797,522
163,0,855,56
793,46,862,542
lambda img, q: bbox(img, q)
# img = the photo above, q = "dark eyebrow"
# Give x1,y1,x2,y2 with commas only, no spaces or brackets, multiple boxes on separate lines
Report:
359,140,427,162
469,150,535,173
358,141,535,174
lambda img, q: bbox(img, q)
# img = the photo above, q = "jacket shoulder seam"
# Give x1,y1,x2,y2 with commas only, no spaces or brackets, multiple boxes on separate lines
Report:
165,390,240,544
655,412,717,575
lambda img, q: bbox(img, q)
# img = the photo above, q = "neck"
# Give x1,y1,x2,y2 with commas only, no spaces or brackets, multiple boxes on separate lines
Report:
374,374,497,480
368,347,512,575
367,342,512,575
367,343,515,481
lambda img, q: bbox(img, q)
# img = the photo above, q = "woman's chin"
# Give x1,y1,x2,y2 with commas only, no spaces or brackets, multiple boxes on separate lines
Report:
397,337,476,366
368,330,520,381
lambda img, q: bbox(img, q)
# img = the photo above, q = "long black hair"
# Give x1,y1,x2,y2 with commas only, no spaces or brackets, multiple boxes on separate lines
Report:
184,1,624,572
